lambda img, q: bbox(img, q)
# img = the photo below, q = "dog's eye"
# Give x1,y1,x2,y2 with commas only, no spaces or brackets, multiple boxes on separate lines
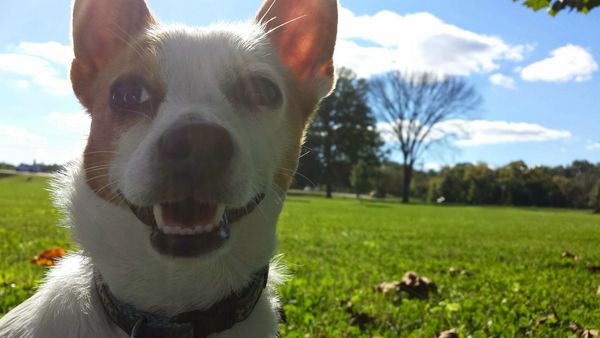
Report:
109,76,151,113
231,76,282,110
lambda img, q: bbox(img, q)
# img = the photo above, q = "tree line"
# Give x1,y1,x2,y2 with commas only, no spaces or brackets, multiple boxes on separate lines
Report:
293,68,600,211
428,160,600,211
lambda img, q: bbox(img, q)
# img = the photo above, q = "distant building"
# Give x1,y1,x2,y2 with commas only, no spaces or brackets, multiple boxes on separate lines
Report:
16,161,41,173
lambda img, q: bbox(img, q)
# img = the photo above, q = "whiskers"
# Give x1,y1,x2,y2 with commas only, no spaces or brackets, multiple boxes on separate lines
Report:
257,0,309,41
263,15,308,38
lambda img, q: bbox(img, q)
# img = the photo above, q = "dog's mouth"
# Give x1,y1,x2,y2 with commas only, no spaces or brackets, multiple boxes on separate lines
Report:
123,193,265,257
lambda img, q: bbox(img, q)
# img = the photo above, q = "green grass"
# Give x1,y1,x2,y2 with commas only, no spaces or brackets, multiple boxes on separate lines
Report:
1,175,599,336
0,176,71,314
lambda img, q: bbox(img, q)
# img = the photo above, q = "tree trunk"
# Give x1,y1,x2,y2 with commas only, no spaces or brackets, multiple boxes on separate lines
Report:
402,163,412,204
325,178,333,198
324,141,333,199
323,116,333,199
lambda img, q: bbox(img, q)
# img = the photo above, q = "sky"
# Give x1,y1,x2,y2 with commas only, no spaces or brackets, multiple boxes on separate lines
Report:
0,0,599,170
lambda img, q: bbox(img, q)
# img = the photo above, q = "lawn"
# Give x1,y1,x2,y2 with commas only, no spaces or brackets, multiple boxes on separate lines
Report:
1,175,599,337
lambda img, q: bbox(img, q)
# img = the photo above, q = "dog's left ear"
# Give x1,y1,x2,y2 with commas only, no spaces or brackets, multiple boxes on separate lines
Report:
256,0,338,100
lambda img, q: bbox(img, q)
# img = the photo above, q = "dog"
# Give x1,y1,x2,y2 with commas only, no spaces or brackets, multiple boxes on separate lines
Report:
0,0,337,336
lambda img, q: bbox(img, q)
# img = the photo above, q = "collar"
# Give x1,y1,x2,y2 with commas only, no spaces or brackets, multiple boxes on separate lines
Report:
94,266,269,338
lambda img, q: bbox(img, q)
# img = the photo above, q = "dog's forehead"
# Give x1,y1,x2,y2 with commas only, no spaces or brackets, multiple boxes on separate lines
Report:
148,24,281,100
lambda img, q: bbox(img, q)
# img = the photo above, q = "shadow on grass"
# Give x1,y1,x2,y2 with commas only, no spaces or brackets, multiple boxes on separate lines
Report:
362,203,391,209
285,198,311,204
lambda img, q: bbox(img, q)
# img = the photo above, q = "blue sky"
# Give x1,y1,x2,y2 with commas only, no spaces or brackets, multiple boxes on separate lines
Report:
0,0,599,170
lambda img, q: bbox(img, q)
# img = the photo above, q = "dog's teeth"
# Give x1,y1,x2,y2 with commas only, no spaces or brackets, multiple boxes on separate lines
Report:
152,204,224,235
212,205,226,225
153,205,165,227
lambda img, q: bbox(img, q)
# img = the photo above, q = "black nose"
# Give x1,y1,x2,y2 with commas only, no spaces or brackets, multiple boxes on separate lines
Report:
158,121,234,180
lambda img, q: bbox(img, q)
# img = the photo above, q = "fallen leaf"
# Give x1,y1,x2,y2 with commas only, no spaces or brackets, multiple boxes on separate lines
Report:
570,323,583,334
375,281,400,293
588,266,600,274
342,300,376,330
447,267,469,276
31,247,66,266
535,314,558,326
399,271,437,299
582,329,599,338
438,328,458,338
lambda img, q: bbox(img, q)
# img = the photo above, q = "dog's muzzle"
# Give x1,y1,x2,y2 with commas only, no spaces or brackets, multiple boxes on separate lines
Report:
122,193,265,257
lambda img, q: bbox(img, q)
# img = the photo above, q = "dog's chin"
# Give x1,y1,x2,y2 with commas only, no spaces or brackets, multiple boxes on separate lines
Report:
121,193,265,258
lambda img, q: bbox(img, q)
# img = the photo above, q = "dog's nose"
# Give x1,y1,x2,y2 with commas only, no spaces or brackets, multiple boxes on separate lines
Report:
158,122,234,179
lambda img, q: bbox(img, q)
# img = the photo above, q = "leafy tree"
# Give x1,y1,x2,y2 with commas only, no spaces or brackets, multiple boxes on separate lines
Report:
350,160,376,198
464,163,501,205
513,0,600,15
369,72,481,203
498,161,531,205
0,162,15,170
589,179,600,213
298,68,384,197
377,161,404,197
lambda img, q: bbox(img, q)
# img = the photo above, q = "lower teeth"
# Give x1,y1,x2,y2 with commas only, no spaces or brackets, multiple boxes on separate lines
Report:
158,223,218,235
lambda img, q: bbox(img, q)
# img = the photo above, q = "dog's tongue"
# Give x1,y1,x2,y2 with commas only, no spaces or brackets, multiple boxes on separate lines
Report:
159,199,219,228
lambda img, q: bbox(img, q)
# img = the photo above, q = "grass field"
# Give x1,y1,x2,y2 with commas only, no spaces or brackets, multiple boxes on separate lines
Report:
1,175,599,337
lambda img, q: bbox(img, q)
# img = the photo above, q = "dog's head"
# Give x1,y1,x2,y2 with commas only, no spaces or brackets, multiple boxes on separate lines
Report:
69,0,337,260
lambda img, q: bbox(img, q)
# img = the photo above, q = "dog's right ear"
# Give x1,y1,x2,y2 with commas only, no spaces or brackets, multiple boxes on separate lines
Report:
70,0,155,108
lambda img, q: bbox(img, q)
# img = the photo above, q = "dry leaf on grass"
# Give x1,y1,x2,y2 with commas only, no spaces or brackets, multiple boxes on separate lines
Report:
341,300,376,330
399,271,437,299
582,329,599,338
588,265,600,274
562,251,582,261
437,328,458,338
374,281,400,293
448,267,470,276
31,247,66,266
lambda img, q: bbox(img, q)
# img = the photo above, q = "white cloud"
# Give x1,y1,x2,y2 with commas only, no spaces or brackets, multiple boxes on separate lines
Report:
520,44,598,82
438,119,572,146
335,7,531,77
587,142,600,150
423,162,442,171
489,73,516,89
0,124,48,164
15,80,30,89
0,122,86,165
43,112,91,134
16,41,73,65
0,41,72,95
378,119,572,147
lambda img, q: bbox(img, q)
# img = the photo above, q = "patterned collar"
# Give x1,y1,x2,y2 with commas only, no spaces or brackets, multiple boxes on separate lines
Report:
94,266,269,338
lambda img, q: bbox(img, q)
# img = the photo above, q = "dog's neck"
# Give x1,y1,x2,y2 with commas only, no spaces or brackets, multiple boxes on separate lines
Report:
58,166,282,316
94,265,269,338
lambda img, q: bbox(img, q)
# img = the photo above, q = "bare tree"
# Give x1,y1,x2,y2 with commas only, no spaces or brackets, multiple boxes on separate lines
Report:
369,71,481,203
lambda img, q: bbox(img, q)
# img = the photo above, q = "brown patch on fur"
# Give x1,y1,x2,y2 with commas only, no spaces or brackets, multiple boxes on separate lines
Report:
256,0,338,95
71,0,164,204
81,43,165,203
273,75,325,192
258,0,338,192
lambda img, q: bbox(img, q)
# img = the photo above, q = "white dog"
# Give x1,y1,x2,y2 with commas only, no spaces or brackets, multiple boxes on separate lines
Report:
0,0,337,336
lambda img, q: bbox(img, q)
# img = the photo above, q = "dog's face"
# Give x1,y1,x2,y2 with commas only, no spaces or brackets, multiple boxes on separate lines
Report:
70,0,337,260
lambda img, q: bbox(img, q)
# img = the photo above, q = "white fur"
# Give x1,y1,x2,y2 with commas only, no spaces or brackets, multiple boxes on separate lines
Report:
0,23,294,338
